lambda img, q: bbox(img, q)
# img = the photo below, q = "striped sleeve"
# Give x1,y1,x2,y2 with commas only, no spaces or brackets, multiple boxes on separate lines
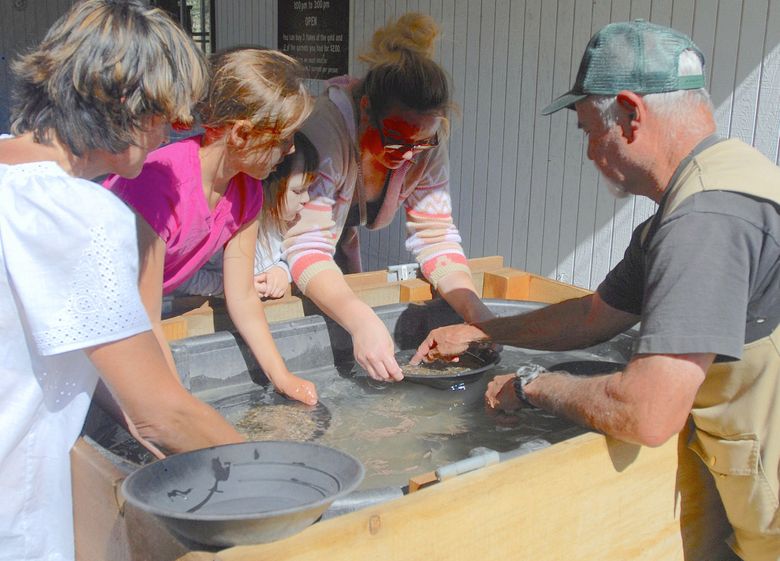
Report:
403,167,469,287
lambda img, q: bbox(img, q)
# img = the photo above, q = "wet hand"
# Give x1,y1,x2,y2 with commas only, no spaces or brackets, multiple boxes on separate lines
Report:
352,319,404,382
410,324,487,365
273,373,318,406
484,373,522,413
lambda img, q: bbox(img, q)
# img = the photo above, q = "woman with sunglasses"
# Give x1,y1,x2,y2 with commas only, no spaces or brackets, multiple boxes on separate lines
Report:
284,13,494,382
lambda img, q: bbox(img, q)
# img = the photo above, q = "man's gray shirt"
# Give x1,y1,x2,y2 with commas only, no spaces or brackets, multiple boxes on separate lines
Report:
598,190,780,360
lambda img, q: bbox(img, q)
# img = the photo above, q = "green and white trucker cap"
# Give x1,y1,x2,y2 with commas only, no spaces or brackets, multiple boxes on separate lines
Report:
542,19,706,115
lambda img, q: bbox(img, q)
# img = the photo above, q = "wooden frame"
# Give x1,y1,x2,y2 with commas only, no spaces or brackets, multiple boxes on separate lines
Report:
73,259,734,560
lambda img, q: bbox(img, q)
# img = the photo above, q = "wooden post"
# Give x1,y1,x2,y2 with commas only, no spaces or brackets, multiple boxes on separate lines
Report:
399,278,432,302
482,268,532,300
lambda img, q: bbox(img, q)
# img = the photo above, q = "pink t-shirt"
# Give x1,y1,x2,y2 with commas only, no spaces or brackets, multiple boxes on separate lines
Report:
104,136,263,294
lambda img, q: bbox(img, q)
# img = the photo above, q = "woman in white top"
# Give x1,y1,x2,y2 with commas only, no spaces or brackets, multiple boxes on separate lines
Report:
0,2,242,560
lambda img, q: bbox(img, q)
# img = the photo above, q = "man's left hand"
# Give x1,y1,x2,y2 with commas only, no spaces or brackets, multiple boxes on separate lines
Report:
484,373,523,412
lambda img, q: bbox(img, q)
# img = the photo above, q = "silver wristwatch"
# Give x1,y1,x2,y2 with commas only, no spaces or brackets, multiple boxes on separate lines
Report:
513,364,547,408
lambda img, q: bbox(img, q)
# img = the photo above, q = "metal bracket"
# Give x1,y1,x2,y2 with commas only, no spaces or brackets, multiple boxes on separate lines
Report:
387,262,420,282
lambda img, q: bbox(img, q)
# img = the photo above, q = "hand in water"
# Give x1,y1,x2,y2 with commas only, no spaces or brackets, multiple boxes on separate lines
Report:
410,324,488,365
484,373,522,412
352,317,403,382
274,373,318,406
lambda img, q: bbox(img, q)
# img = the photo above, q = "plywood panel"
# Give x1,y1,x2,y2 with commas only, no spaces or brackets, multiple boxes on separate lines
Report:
208,432,733,561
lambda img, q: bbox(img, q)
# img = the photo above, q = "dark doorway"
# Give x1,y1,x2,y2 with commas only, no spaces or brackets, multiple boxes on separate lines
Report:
152,0,216,53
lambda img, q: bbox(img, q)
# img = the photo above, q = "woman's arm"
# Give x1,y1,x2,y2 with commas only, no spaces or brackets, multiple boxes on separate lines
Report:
302,268,403,382
136,215,180,379
87,331,244,454
223,219,318,405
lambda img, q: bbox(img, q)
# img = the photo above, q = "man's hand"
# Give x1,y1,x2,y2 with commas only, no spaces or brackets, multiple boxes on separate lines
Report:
410,324,488,364
484,373,523,413
254,266,289,300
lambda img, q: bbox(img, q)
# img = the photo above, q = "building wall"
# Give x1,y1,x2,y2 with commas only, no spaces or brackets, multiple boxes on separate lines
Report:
3,1,779,290
0,0,76,131
215,0,780,290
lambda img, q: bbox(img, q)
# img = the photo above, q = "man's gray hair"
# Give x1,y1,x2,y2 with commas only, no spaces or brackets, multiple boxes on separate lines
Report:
591,50,713,128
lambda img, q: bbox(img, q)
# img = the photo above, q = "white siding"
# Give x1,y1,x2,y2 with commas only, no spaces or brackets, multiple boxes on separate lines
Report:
340,0,780,289
4,1,777,291
0,0,76,130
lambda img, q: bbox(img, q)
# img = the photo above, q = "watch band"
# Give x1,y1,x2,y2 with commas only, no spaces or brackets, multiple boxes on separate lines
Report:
513,364,546,408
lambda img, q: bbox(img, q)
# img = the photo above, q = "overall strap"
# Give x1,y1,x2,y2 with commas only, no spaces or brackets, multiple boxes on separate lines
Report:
640,135,723,249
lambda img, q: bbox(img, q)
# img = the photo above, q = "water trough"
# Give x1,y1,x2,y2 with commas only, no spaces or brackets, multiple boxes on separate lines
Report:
73,280,734,560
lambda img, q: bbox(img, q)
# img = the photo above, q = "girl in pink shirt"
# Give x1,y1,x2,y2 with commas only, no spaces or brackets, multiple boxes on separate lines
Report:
106,48,318,405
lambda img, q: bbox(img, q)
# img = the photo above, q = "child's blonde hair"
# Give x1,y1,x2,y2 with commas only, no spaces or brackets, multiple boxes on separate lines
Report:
198,48,313,152
355,13,453,135
258,132,318,251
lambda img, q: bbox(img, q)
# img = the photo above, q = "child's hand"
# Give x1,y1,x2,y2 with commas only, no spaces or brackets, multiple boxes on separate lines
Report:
273,373,318,406
253,266,289,299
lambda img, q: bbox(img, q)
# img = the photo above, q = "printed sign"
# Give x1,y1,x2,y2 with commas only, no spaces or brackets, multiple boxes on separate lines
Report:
278,0,350,80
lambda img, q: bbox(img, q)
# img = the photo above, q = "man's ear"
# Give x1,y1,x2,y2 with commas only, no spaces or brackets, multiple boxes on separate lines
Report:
616,91,642,142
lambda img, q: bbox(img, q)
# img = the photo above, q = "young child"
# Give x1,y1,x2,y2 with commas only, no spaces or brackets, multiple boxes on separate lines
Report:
0,2,243,559
104,48,319,406
253,132,318,299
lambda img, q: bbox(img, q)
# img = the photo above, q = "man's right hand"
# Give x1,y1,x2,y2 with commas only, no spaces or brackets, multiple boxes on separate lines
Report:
410,324,488,364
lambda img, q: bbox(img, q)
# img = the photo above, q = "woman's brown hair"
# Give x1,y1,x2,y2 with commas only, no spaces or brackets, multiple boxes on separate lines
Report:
354,13,452,132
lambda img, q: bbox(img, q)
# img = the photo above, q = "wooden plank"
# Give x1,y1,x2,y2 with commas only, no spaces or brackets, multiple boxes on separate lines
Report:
527,274,590,304
72,438,191,561
353,284,401,308
466,255,504,272
207,431,731,561
343,270,389,290
161,317,189,341
263,296,305,323
398,278,433,303
482,268,532,300
407,470,437,493
527,273,591,302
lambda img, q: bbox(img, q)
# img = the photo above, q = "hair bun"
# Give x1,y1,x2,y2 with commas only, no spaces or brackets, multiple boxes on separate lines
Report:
360,12,439,66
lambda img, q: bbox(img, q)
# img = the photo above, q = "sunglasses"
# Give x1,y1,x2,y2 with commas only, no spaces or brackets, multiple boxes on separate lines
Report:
375,118,440,154
382,135,439,153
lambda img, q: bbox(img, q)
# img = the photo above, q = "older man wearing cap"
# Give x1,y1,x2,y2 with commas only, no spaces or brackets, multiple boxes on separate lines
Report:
411,20,780,561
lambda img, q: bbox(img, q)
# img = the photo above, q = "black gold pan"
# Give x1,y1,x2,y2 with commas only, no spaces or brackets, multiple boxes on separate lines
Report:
397,347,502,390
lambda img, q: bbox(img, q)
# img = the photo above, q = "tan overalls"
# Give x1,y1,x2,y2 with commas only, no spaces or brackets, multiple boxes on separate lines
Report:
644,139,780,560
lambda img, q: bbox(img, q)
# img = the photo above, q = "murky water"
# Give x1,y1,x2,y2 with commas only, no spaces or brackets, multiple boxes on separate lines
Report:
214,337,635,490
